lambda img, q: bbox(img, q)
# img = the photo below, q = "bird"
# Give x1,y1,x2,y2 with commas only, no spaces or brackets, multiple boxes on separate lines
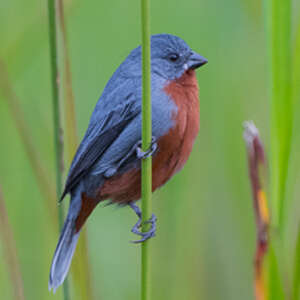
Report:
48,33,207,292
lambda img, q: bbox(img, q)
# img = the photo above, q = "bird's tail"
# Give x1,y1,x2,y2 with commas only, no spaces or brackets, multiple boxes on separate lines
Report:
49,190,99,292
48,215,80,293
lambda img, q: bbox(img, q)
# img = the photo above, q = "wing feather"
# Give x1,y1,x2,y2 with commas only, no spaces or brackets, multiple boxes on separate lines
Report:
61,100,140,200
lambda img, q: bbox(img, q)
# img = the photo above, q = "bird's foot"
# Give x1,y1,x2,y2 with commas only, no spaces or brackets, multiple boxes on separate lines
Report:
130,214,157,243
103,136,157,179
129,203,157,243
136,136,157,159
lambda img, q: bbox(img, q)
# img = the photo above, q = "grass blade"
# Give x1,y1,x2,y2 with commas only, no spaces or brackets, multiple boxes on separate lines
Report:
292,228,300,300
47,0,70,298
140,0,152,299
265,0,292,298
266,0,292,230
56,1,94,298
57,0,78,159
291,19,300,300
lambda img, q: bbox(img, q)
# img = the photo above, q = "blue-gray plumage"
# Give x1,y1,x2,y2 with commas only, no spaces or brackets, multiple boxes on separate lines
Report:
49,34,207,292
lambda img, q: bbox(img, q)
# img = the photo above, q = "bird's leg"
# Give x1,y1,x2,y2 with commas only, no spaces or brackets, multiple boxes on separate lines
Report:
103,136,157,178
136,136,158,159
129,202,157,243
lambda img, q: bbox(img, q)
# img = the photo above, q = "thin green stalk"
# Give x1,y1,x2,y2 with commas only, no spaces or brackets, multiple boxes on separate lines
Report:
47,0,70,299
57,0,78,158
267,243,285,300
0,185,25,300
291,20,300,300
265,0,292,298
56,1,94,299
141,0,152,300
292,228,300,300
267,0,292,230
292,15,300,109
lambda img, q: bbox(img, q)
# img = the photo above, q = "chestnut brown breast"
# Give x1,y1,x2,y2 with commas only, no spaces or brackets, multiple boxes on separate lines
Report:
100,70,200,204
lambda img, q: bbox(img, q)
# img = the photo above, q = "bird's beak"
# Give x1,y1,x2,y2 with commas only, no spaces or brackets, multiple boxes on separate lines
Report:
186,51,208,70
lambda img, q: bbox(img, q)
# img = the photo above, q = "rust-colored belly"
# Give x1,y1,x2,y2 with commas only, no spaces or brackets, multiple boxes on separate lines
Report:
100,70,200,204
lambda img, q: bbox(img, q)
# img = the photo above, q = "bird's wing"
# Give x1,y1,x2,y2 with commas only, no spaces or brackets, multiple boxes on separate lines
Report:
61,100,140,200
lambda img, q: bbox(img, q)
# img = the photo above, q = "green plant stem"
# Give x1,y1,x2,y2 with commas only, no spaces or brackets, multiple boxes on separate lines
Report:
265,0,292,298
291,20,300,300
267,243,285,300
141,0,152,300
267,0,292,230
292,228,300,300
56,1,95,299
47,0,70,299
57,0,78,159
292,15,300,109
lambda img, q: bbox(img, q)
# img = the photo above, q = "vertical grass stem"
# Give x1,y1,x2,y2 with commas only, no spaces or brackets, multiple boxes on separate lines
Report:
56,1,95,298
47,0,70,299
265,0,292,298
267,0,292,230
141,0,152,299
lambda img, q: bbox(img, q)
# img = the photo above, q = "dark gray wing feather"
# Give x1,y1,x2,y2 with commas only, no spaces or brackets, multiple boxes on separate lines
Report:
61,101,140,200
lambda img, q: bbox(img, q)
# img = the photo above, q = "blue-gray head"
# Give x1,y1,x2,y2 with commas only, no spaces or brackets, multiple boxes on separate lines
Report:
120,34,207,80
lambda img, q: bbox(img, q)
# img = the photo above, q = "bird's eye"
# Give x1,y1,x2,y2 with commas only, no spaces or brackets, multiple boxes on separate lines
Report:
168,53,179,62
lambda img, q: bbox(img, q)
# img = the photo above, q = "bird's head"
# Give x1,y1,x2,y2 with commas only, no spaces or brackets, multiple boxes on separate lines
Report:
121,34,207,80
150,34,207,80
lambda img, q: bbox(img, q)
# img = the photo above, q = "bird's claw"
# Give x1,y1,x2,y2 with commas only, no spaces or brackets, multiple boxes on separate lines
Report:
130,214,157,243
136,136,157,159
129,203,157,243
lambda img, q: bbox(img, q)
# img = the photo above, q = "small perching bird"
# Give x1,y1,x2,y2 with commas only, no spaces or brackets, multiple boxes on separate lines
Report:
49,34,207,292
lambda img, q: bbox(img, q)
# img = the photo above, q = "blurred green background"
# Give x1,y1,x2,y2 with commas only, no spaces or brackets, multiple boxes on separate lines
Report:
0,0,299,299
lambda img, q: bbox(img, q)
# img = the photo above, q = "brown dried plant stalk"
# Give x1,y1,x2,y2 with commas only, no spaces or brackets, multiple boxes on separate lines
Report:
243,121,270,300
